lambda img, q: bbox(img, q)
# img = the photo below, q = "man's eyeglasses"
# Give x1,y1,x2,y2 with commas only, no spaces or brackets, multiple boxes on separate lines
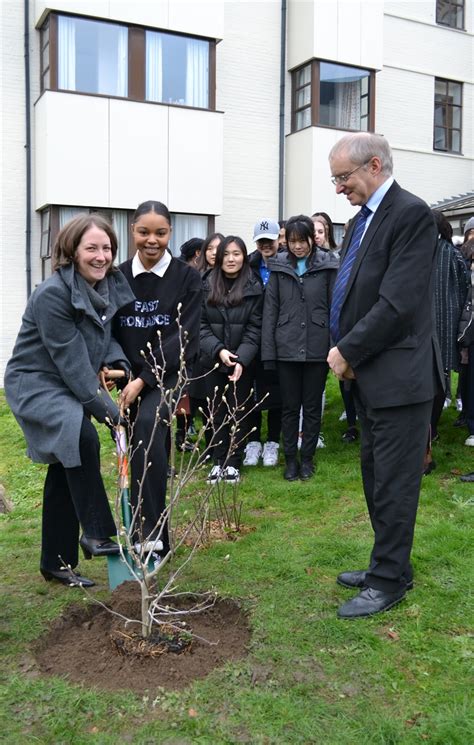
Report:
330,160,371,186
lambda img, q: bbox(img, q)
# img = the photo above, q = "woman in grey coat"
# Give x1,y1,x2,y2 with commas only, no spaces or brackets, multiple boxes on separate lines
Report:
5,214,134,587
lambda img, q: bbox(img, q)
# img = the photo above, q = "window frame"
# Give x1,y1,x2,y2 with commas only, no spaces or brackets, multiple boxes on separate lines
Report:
291,59,375,134
433,77,463,154
436,0,465,30
40,11,217,112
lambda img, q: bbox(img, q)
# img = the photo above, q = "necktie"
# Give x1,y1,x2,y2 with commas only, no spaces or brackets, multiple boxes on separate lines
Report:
329,204,371,344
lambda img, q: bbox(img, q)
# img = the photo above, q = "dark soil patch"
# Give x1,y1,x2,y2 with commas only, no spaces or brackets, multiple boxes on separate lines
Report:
33,582,251,693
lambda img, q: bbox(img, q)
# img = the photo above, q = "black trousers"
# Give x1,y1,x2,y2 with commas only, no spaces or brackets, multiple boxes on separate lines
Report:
339,381,357,427
128,384,171,553
41,417,116,571
277,361,328,460
205,366,254,467
353,387,432,592
251,408,282,443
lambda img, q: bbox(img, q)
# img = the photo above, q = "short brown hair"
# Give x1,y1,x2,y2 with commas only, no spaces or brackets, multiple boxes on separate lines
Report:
52,213,118,271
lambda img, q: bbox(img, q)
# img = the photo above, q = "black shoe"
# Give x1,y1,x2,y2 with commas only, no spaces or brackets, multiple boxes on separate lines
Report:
337,587,406,619
337,569,414,591
300,460,315,481
460,472,474,482
41,567,95,588
284,458,299,481
453,416,467,428
79,535,120,559
342,426,358,443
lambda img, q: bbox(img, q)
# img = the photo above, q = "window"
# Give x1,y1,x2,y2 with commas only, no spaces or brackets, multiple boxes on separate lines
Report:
57,16,128,97
436,0,465,29
291,60,374,133
40,13,216,110
146,32,209,108
434,78,462,153
40,206,214,277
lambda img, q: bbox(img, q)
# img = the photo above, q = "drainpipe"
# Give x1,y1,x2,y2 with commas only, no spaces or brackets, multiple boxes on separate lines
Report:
278,0,287,221
24,0,32,297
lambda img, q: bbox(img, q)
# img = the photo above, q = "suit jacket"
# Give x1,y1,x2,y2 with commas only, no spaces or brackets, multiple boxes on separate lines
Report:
337,181,443,409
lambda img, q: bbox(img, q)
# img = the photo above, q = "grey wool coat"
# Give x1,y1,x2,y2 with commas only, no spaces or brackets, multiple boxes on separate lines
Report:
4,264,135,467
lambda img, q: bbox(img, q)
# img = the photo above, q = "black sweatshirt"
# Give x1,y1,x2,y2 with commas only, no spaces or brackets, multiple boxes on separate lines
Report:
114,258,203,388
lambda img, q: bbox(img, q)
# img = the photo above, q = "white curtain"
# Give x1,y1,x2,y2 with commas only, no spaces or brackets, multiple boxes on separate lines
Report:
185,39,208,108
116,27,128,97
58,16,76,90
335,81,361,130
97,25,127,97
146,31,163,102
59,206,83,227
112,210,129,264
170,214,207,256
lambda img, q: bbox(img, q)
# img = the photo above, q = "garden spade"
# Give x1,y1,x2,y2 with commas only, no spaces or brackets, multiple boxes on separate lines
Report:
107,423,137,590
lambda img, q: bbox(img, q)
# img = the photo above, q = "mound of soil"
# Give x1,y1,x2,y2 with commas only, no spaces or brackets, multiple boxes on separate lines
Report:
34,582,251,693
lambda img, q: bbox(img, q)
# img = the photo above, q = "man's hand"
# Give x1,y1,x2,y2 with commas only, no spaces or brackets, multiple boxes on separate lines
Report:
327,346,355,380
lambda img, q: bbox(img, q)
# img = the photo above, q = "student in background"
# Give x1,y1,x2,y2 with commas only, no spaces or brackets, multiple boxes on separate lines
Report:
200,236,263,484
245,219,283,468
262,215,338,481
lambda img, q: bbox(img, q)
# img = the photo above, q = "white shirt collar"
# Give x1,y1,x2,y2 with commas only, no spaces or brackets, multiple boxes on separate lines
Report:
131,249,172,278
366,176,394,215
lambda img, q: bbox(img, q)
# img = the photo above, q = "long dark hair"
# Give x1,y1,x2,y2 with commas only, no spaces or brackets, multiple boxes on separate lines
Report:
207,236,251,307
196,232,225,273
285,215,316,268
312,211,337,249
433,210,453,242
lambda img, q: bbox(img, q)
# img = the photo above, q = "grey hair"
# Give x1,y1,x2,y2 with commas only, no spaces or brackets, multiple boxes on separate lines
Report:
329,133,393,176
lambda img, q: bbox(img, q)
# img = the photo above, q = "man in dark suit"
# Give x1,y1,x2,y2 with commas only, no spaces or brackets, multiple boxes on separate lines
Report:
327,132,442,619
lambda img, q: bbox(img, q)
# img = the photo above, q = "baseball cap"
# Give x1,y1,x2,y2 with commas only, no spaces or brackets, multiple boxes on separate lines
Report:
464,217,474,234
253,218,280,242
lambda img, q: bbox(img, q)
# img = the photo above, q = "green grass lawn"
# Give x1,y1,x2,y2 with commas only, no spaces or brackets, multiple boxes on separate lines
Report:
0,378,473,744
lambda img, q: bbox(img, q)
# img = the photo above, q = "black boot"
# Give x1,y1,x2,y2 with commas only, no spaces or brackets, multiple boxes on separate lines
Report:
300,459,315,481
284,457,299,481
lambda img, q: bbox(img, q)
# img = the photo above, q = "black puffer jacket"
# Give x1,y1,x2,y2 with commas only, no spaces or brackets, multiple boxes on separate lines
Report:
262,249,339,363
200,271,263,371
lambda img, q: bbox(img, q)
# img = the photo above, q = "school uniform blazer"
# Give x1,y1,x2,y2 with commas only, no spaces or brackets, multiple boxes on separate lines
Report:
336,180,444,409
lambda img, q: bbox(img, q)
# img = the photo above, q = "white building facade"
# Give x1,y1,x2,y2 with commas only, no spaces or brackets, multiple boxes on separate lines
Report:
1,0,473,380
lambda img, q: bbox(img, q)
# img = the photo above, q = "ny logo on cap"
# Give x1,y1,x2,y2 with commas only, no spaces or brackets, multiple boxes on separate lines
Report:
260,221,269,231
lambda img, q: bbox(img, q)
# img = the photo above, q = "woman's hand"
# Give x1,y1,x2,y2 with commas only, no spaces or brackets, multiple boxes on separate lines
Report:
219,349,239,368
120,378,145,409
228,362,243,382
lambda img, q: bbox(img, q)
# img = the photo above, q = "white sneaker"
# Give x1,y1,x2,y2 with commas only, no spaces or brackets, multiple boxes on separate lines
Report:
243,441,262,466
456,398,463,412
134,540,164,554
464,435,474,447
206,465,222,483
262,441,279,466
443,398,452,409
317,433,325,449
222,466,240,483
339,411,347,421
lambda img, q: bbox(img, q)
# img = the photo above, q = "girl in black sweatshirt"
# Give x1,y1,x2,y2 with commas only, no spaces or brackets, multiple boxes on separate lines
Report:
113,201,202,558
